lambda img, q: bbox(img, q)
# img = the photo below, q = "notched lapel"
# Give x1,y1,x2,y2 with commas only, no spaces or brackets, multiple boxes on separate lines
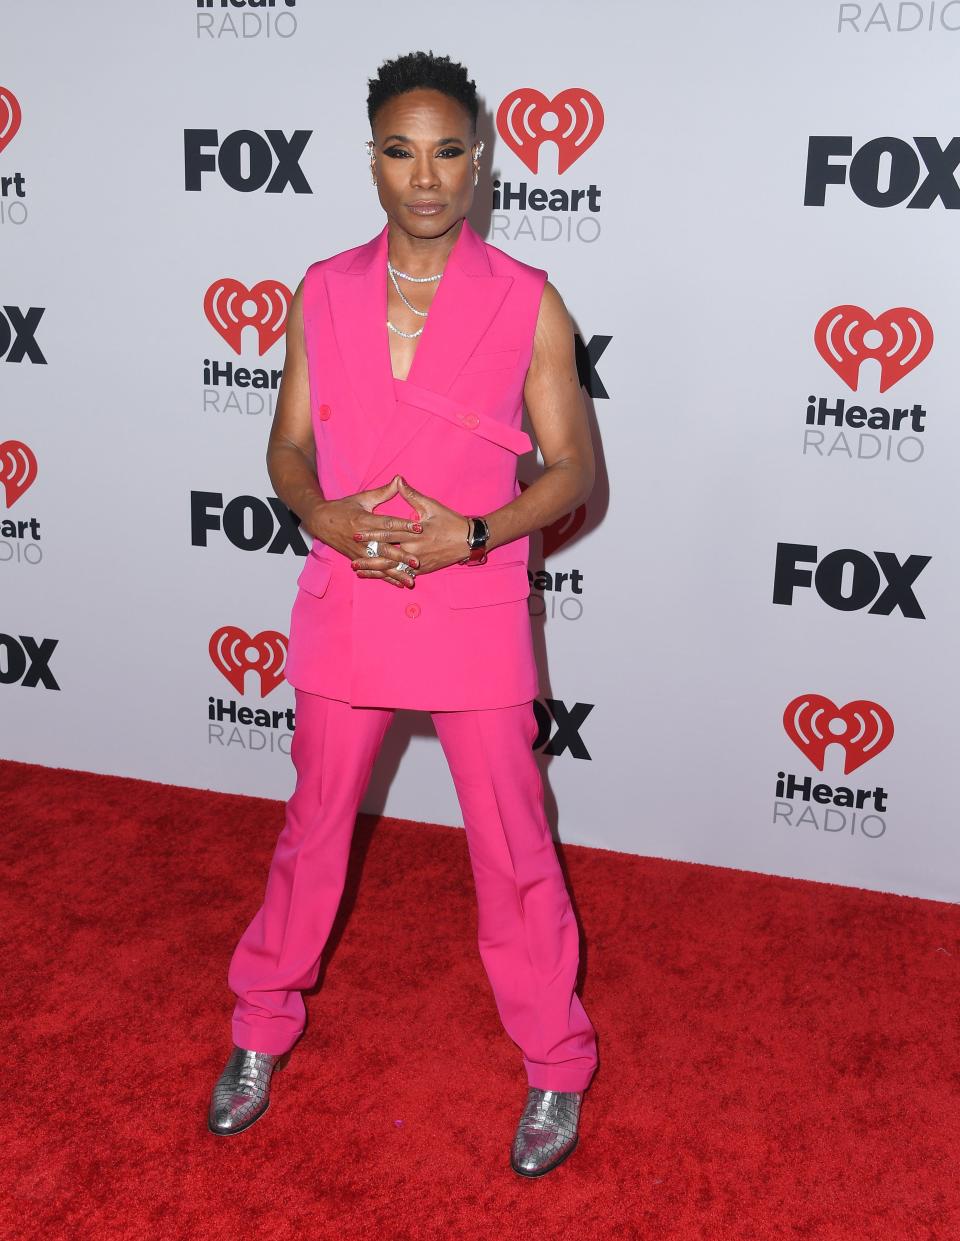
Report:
407,275,514,399
324,225,397,491
358,219,514,488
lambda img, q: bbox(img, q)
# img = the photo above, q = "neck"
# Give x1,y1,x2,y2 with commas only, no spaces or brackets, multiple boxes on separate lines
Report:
387,217,463,276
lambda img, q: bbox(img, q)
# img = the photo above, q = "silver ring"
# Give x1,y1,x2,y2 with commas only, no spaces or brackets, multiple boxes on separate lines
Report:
365,539,379,558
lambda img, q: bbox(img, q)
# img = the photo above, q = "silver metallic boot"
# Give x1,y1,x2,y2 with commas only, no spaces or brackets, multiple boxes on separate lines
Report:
510,1087,583,1177
207,1046,289,1136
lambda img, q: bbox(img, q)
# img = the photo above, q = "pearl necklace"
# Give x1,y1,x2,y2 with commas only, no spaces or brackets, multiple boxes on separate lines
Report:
386,259,443,339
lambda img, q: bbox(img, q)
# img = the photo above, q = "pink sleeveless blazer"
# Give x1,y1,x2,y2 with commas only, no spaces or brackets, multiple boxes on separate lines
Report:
283,217,548,710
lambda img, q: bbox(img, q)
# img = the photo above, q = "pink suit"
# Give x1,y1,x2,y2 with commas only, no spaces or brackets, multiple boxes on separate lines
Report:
227,218,598,1092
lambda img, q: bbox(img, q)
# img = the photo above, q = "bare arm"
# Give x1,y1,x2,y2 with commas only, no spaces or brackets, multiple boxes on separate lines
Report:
483,279,595,552
267,277,420,580
266,279,326,530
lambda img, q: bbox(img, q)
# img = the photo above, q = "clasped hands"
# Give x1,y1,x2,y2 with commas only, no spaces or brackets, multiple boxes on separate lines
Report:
311,475,472,590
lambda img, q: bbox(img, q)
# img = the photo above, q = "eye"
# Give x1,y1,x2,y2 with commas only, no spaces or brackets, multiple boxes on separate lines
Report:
438,147,465,158
383,147,410,158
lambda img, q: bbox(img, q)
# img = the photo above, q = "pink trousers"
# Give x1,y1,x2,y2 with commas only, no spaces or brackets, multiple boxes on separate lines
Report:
227,689,598,1092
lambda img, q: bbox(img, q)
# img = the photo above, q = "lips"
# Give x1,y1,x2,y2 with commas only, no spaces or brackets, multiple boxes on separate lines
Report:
407,201,446,215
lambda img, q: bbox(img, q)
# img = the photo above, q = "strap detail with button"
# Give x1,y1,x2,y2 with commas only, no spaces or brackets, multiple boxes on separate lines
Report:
394,380,533,456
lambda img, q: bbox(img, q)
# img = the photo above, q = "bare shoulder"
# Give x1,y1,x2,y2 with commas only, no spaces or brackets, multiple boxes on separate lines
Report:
284,277,306,355
289,275,305,316
537,279,572,326
530,279,575,371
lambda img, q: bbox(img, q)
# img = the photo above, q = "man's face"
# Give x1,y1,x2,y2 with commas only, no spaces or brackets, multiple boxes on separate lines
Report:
370,88,477,239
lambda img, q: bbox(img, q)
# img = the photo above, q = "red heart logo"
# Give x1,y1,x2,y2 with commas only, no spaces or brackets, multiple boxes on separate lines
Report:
0,440,38,507
542,505,587,557
783,694,894,775
204,279,292,355
496,88,604,175
814,305,933,393
209,627,288,697
0,87,22,155
518,481,587,555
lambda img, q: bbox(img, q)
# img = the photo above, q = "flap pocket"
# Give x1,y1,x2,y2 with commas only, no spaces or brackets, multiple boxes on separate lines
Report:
296,552,333,598
444,561,531,609
460,348,521,375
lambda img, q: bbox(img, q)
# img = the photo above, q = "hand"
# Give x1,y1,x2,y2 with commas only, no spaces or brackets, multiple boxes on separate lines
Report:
310,476,424,590
351,477,472,583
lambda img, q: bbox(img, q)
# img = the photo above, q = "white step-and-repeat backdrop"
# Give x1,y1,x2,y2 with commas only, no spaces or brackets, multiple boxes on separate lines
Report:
4,2,959,902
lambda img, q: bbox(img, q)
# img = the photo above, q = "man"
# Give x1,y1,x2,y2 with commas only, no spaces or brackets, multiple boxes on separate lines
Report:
208,51,598,1178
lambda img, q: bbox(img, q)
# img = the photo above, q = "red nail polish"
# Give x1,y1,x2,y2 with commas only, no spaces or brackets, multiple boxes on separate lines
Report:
353,533,364,541
412,524,422,533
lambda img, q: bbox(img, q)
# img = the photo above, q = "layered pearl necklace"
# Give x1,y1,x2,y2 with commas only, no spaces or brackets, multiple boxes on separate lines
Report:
386,259,443,339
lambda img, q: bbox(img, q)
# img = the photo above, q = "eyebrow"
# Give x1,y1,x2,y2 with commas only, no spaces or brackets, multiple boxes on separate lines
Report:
382,135,466,145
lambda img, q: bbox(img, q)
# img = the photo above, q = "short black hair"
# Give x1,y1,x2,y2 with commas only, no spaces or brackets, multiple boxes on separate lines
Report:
367,51,478,134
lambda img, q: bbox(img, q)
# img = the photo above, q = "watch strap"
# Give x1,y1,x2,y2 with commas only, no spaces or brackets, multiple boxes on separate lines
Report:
460,515,489,565
466,515,489,550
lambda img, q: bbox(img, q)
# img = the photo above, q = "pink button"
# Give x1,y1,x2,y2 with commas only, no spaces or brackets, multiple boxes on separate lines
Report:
462,413,480,429
318,403,332,421
405,603,421,619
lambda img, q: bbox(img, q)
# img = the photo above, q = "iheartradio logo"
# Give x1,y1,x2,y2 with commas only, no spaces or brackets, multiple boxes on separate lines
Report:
0,87,21,155
783,694,893,775
496,88,604,175
814,305,933,393
203,279,292,355
209,626,287,696
0,440,37,506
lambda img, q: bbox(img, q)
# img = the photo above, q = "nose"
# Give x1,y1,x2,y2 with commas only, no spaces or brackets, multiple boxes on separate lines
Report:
410,153,440,190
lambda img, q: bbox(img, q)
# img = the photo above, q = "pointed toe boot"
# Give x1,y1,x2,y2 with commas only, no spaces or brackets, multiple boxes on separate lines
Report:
207,1046,289,1136
510,1087,583,1177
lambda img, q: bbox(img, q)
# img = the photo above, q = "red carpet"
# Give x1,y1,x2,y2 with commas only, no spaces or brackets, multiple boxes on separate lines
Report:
3,758,958,1240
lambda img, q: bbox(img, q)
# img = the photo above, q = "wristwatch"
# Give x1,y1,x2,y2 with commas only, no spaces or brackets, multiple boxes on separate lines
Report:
459,515,490,565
